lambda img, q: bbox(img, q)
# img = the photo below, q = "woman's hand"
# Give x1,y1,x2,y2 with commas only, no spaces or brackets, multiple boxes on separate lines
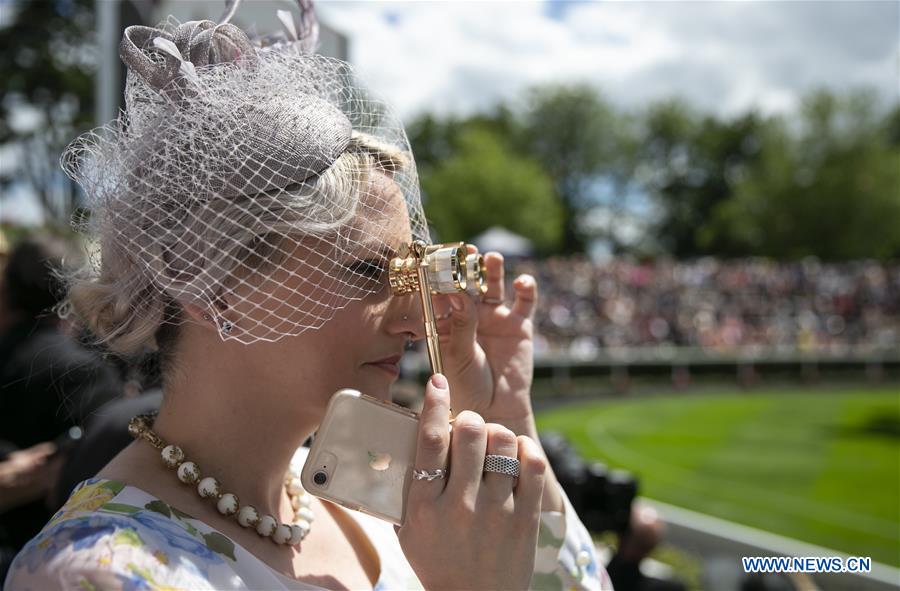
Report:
434,248,537,425
398,374,546,590
432,251,565,514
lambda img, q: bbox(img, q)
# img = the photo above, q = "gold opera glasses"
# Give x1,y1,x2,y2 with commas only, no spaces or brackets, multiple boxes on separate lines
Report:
388,240,488,374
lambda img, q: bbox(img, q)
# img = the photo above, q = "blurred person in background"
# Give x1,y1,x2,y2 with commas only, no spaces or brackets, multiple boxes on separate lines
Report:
606,505,683,591
0,235,123,580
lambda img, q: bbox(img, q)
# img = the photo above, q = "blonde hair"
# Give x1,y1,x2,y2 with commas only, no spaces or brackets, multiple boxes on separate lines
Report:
67,131,409,359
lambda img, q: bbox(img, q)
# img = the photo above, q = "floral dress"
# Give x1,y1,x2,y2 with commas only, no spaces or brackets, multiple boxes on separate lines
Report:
4,447,612,590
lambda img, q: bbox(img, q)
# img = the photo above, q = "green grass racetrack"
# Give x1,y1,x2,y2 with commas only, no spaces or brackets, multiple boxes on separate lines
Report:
535,387,900,566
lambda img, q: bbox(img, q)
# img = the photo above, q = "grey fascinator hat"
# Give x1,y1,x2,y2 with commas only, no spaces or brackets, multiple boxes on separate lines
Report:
62,0,429,351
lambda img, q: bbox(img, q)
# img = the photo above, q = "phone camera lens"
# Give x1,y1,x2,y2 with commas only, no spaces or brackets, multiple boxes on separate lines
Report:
313,471,328,486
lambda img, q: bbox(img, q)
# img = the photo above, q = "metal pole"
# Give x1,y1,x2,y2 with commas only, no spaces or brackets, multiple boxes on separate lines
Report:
96,0,119,126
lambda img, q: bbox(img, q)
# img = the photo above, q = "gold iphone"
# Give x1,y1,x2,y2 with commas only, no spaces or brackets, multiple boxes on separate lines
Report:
301,389,420,525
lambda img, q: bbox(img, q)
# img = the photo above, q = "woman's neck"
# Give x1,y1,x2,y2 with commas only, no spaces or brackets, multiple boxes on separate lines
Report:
151,332,320,519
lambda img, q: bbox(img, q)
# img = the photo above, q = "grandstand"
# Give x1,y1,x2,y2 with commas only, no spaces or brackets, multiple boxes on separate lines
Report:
513,257,899,355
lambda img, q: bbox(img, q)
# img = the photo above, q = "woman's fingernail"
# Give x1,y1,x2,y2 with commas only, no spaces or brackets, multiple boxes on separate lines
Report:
431,373,448,389
449,297,464,311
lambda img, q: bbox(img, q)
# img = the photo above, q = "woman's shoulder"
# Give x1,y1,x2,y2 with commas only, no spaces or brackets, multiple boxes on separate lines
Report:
5,478,239,590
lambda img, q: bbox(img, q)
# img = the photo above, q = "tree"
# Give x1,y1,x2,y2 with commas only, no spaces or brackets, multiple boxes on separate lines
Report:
420,127,562,252
0,0,97,226
703,90,900,259
636,99,766,257
407,104,522,174
521,84,634,254
406,113,462,175
416,85,897,260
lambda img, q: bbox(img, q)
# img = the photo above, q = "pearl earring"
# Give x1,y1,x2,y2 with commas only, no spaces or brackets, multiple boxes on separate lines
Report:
402,315,408,321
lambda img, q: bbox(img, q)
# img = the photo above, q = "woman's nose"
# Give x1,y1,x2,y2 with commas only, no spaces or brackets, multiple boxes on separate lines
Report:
393,296,426,342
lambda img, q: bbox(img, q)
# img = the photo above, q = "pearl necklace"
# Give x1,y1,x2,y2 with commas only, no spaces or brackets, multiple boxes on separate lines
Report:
128,413,313,547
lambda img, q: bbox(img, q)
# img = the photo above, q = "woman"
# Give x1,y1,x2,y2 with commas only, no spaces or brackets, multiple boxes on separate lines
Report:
4,2,610,590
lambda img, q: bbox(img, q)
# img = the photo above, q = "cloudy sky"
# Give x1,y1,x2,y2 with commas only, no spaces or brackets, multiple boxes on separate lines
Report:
2,0,898,226
315,0,899,121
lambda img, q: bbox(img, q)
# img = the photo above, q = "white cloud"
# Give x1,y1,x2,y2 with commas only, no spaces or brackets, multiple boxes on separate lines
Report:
315,0,899,122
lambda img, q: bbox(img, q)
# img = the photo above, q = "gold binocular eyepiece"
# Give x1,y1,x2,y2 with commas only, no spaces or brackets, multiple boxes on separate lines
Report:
388,240,488,375
388,240,487,298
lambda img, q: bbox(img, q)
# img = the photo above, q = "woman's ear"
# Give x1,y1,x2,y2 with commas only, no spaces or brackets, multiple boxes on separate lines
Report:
181,302,218,332
182,292,239,337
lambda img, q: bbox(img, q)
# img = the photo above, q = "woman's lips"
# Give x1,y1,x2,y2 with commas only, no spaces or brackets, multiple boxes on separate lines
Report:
365,353,402,378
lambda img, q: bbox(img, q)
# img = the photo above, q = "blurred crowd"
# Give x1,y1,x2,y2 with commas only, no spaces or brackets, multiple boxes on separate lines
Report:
511,256,900,359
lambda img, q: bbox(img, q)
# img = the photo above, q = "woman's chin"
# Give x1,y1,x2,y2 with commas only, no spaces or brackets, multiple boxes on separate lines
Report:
361,363,399,391
357,372,394,401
